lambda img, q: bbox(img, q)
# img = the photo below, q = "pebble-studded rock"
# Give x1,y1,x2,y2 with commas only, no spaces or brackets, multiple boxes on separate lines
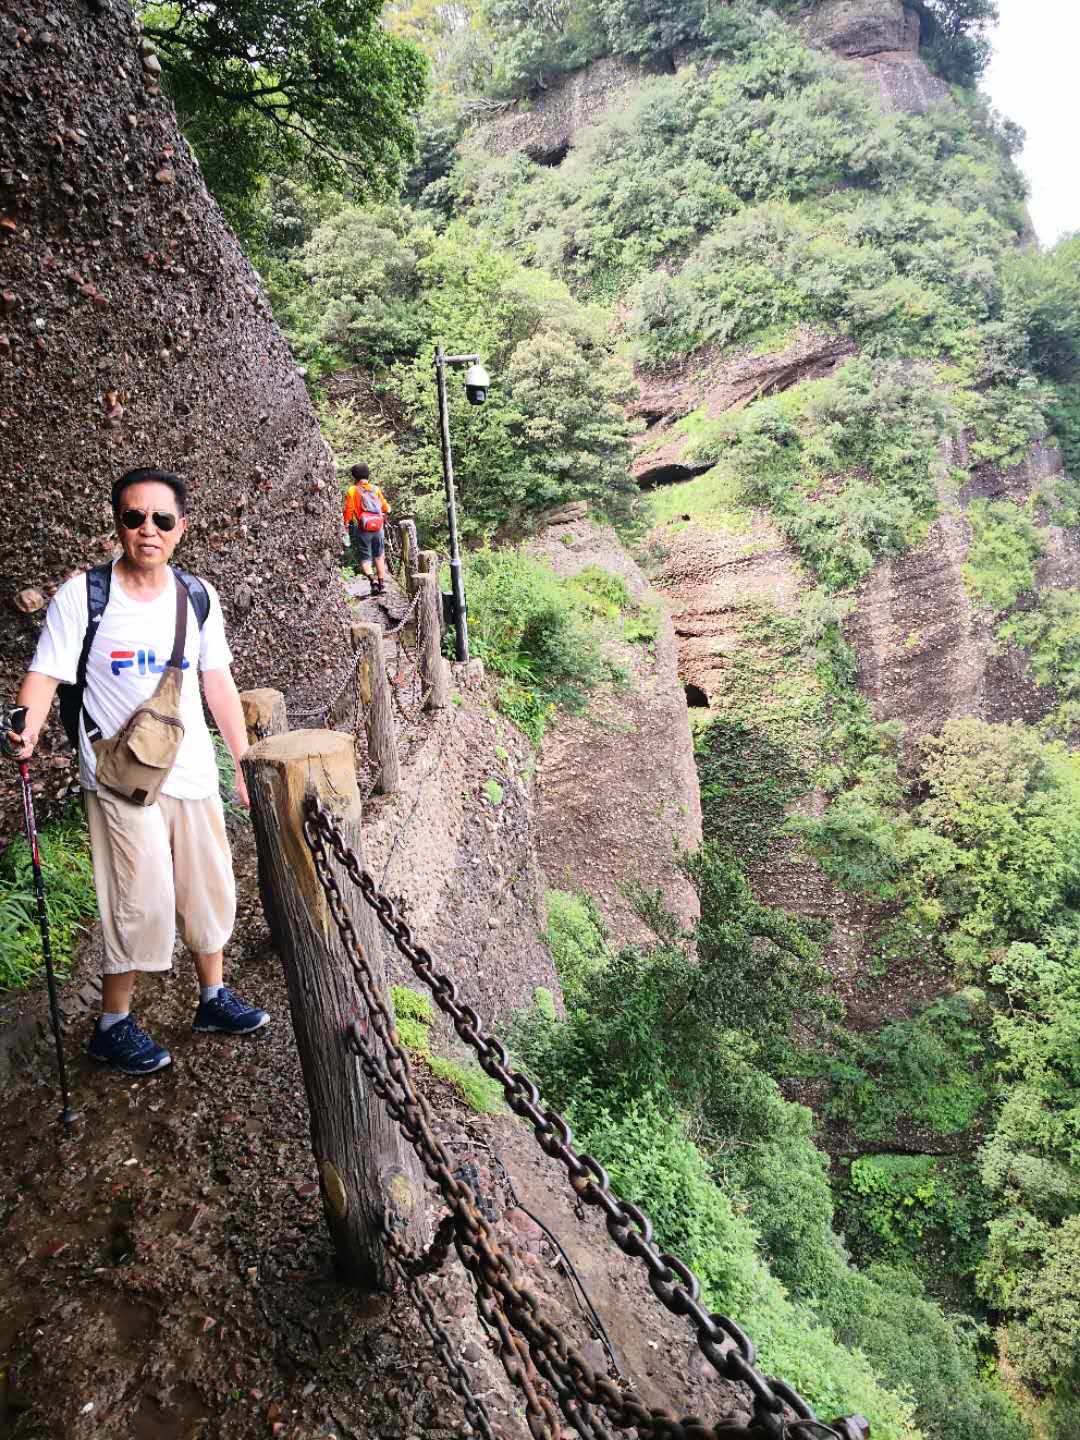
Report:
0,0,349,837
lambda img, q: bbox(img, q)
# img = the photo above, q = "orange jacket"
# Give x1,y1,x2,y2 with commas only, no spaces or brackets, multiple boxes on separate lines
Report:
343,481,390,526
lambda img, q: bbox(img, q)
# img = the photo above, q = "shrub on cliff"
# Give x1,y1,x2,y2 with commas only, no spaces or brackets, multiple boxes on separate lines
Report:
460,549,631,742
683,358,947,589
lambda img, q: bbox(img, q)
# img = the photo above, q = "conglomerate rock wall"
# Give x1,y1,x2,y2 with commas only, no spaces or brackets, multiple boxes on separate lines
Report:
0,0,348,825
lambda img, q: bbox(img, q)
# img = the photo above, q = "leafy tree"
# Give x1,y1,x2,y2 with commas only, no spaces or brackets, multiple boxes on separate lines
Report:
140,0,428,223
286,205,432,371
911,719,1080,959
914,0,999,84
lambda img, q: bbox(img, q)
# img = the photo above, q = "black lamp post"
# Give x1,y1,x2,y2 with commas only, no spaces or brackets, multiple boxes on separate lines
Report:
434,343,489,663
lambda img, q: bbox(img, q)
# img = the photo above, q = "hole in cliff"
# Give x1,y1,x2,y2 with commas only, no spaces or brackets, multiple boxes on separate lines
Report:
529,140,570,168
684,683,710,709
638,462,713,489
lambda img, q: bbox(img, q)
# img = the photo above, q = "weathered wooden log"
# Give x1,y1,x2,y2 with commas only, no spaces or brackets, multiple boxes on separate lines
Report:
239,687,287,747
416,550,446,639
243,730,427,1288
398,520,419,595
237,688,289,937
350,623,401,795
412,572,450,711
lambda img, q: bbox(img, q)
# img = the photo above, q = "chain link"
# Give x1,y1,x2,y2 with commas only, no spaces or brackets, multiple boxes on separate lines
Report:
286,587,424,727
385,1226,500,1440
302,798,869,1440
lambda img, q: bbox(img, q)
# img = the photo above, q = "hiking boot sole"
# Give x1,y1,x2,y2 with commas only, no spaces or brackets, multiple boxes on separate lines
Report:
88,1050,172,1076
192,1013,271,1036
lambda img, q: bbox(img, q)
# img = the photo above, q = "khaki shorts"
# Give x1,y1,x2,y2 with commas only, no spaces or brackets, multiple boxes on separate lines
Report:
85,790,237,975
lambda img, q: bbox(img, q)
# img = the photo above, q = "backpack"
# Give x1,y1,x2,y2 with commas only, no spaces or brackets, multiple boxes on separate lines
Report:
57,563,210,752
358,485,385,533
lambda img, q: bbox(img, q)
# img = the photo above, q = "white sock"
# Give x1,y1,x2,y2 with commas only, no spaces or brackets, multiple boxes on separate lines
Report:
99,1011,128,1031
201,984,222,1003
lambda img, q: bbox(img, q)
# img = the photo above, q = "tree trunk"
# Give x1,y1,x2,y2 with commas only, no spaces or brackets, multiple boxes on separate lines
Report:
243,729,427,1288
0,0,347,828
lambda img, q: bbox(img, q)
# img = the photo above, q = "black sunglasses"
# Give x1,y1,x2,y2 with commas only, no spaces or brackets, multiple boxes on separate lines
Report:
119,509,179,533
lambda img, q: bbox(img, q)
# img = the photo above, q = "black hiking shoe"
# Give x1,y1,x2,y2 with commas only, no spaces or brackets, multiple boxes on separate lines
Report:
88,1016,172,1075
192,987,270,1036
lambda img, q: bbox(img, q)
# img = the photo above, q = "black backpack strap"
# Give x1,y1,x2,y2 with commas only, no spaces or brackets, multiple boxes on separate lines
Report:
79,563,112,683
59,564,112,749
172,566,210,629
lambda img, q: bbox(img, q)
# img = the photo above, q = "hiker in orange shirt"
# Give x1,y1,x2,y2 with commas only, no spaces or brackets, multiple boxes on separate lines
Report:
343,463,391,596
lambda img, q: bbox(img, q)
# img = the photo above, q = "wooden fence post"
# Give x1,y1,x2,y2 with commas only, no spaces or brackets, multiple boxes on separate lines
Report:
350,623,400,795
398,520,418,596
417,550,445,639
242,730,427,1288
412,571,450,711
239,687,287,746
237,689,288,937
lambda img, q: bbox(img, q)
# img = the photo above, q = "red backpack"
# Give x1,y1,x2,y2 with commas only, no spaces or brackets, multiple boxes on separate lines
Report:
358,485,385,533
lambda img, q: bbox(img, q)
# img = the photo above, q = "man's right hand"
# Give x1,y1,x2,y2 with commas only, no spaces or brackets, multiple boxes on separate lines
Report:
4,724,37,761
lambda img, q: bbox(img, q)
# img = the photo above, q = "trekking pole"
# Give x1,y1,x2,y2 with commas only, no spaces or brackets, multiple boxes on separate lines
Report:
2,706,76,1136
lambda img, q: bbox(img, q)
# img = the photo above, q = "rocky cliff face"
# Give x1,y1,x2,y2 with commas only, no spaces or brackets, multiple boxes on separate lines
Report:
799,0,950,113
0,0,347,816
528,513,703,945
850,438,1078,748
476,55,650,163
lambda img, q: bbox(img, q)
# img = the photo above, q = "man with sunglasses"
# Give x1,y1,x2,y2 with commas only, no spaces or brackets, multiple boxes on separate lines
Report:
5,468,269,1074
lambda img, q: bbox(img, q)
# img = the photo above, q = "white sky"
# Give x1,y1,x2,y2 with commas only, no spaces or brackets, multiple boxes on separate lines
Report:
982,0,1080,247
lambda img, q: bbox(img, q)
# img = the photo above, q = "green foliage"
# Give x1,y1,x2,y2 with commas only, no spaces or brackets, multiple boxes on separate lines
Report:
461,548,625,743
140,0,428,228
523,846,834,1131
696,718,806,863
844,1155,992,1279
391,985,503,1111
284,212,638,535
519,858,1023,1439
998,589,1080,701
0,808,97,991
810,994,991,1142
483,778,504,806
685,360,947,590
976,935,1080,1390
287,205,432,373
1003,232,1080,384
961,499,1045,613
913,720,1080,961
212,731,246,817
427,1053,505,1112
1047,382,1080,500
541,890,611,1004
916,0,999,85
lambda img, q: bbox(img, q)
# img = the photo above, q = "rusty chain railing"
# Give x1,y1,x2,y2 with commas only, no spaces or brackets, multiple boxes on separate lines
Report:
302,796,869,1440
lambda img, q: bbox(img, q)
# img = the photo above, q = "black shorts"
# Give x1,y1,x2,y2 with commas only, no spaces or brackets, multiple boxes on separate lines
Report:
350,523,385,564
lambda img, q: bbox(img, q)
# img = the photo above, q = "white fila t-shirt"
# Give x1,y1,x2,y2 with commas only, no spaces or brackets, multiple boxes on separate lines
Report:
30,562,233,799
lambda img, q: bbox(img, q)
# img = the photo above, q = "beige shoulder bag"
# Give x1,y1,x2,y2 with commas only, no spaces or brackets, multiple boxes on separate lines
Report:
88,572,190,807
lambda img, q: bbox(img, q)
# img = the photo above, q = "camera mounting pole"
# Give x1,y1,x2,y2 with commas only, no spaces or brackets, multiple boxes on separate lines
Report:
434,343,481,663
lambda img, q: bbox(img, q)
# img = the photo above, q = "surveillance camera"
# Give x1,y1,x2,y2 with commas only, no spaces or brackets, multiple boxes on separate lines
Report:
464,362,490,406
